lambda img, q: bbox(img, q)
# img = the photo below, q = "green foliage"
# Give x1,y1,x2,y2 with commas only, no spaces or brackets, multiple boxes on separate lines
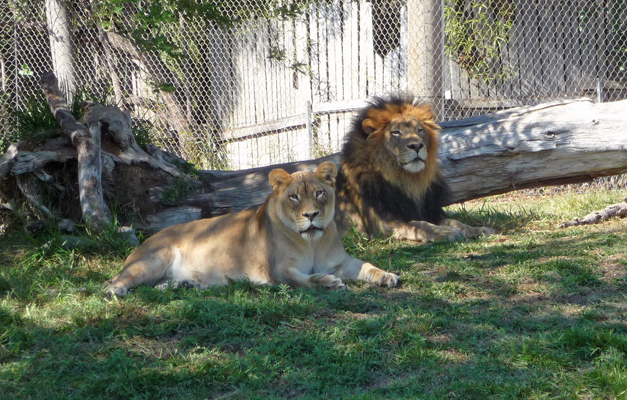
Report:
444,0,515,82
9,94,59,147
1,188,627,398
1,89,118,152
160,177,195,204
91,0,314,62
131,119,154,147
178,161,201,180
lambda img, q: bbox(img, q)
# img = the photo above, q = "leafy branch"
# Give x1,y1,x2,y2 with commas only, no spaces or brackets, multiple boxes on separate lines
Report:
444,0,515,82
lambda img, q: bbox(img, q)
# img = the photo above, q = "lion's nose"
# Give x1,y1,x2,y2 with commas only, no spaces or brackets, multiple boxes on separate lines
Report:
302,211,319,221
407,142,424,152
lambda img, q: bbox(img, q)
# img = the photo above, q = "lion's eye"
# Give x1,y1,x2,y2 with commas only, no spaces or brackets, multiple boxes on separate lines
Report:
391,130,401,137
289,194,299,202
315,190,324,197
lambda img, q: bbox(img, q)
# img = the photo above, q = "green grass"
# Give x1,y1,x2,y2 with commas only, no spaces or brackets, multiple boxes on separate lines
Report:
1,189,626,399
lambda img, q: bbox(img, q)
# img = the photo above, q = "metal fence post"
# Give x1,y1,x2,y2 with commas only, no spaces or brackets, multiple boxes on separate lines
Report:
306,100,313,158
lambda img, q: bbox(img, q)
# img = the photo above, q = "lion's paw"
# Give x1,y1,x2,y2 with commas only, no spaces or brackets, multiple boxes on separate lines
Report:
104,284,130,297
156,280,200,291
376,272,400,287
429,227,464,242
311,273,347,290
466,226,496,238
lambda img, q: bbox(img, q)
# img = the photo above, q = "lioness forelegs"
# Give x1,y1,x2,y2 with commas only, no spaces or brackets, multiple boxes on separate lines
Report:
333,256,399,287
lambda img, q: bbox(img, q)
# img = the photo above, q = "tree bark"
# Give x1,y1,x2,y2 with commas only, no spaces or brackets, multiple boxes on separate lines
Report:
40,72,110,231
559,198,627,228
103,31,193,159
206,98,627,213
45,0,76,104
0,73,203,235
438,98,627,203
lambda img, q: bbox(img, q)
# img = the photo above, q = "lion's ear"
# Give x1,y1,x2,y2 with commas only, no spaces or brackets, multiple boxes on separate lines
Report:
315,162,337,186
269,169,291,193
362,118,377,135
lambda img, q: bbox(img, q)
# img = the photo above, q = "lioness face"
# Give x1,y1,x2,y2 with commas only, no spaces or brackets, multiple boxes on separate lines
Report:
383,117,430,173
269,162,337,241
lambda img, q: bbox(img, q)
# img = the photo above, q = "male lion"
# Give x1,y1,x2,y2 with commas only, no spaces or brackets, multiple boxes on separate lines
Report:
105,162,399,295
335,94,495,242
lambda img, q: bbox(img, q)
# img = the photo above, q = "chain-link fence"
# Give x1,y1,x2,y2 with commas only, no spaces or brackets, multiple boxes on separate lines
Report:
1,0,626,170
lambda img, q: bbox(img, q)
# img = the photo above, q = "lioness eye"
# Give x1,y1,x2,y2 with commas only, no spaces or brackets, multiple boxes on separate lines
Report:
289,194,299,202
316,190,324,197
391,130,401,137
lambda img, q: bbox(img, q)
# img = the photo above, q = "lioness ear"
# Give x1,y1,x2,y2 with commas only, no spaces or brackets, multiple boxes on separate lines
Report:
362,118,377,135
269,169,291,193
315,162,337,186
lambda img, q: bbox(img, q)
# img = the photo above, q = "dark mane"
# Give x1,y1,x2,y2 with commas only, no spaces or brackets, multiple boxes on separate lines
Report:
336,170,452,225
344,94,418,145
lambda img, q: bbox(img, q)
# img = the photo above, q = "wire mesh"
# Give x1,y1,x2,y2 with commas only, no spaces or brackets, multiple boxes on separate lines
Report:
1,0,625,170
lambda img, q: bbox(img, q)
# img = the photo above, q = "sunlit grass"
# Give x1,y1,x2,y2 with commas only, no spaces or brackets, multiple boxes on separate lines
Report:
1,188,626,399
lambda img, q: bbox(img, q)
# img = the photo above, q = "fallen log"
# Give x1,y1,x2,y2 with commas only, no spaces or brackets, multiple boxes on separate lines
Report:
438,98,627,203
1,95,626,235
208,98,627,212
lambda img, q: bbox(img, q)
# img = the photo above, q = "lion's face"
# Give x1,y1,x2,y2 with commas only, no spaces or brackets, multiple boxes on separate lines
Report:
382,117,430,173
361,102,439,175
269,162,337,240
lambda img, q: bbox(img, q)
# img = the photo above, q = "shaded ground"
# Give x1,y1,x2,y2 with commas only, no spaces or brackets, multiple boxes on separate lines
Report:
0,188,626,399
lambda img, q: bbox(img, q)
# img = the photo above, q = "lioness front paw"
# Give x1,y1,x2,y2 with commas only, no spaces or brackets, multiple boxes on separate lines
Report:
366,270,400,287
310,273,347,290
378,272,400,287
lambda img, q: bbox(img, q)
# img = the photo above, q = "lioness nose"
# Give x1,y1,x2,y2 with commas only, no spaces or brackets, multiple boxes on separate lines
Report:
407,142,424,152
303,211,319,221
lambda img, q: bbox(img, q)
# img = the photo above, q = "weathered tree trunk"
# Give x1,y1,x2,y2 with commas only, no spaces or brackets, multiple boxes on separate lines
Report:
205,98,627,213
438,98,627,203
103,31,194,159
40,72,110,231
45,0,75,104
0,73,218,235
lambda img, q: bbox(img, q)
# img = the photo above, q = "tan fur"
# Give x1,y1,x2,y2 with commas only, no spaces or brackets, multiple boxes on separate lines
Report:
105,162,399,296
336,97,495,242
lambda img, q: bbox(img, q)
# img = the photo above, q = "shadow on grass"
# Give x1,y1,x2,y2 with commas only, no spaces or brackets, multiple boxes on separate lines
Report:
1,220,627,398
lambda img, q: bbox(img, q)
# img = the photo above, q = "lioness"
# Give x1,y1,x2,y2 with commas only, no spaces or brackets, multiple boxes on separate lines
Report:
105,162,399,295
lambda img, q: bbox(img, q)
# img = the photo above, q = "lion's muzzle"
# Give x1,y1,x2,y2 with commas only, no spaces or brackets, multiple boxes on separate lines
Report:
400,142,428,173
299,223,324,240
